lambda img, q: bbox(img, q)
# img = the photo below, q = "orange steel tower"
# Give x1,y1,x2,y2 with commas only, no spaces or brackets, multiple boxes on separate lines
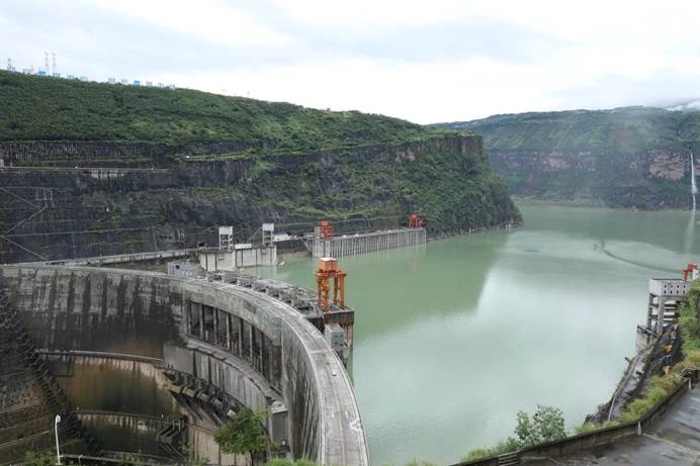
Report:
683,263,698,281
319,221,333,239
409,214,423,228
314,257,347,310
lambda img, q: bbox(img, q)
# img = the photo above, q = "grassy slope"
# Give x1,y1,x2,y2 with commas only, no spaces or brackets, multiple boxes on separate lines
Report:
0,70,449,151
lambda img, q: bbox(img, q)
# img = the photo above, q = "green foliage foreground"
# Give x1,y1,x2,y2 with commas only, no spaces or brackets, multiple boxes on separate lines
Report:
214,408,268,455
462,405,566,461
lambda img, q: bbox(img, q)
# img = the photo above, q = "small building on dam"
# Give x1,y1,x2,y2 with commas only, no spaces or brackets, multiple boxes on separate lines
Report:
0,264,368,465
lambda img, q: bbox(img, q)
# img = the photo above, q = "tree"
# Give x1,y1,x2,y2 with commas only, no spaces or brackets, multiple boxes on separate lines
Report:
514,405,566,447
214,408,268,455
463,405,567,461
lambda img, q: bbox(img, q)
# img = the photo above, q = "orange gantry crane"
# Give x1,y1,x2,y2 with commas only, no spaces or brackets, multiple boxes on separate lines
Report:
314,257,347,310
683,263,698,281
319,221,333,240
409,214,423,229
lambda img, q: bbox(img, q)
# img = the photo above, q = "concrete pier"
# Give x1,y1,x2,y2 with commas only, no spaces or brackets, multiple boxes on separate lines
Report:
309,228,426,258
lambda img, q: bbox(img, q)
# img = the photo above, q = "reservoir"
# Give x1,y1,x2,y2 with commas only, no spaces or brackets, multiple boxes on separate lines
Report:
256,205,700,464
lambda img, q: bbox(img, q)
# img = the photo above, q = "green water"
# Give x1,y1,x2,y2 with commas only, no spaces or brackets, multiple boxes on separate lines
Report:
256,206,700,464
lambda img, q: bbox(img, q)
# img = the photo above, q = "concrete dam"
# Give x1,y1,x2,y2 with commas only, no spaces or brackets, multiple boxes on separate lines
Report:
0,265,368,465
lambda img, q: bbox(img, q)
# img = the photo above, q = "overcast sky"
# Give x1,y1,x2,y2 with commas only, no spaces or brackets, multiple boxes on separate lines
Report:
2,0,700,123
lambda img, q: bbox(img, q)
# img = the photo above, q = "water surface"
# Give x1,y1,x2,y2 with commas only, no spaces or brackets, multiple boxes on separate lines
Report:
257,206,699,464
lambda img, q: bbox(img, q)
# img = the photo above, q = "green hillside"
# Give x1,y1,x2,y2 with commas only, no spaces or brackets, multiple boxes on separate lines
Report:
0,70,444,151
0,71,519,263
439,107,700,209
440,107,700,153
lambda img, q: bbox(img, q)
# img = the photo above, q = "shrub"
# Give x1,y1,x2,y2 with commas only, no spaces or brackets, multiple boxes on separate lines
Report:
265,459,319,466
214,408,268,454
462,406,565,461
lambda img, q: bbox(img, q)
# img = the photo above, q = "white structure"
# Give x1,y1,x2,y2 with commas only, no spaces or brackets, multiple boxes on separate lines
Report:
199,245,277,271
167,262,198,277
262,223,274,247
647,278,689,333
108,77,116,84
219,226,234,250
324,323,347,364
200,224,277,271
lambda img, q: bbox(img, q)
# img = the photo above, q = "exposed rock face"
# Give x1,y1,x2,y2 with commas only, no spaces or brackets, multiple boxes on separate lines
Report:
439,107,700,209
0,135,520,263
488,148,694,208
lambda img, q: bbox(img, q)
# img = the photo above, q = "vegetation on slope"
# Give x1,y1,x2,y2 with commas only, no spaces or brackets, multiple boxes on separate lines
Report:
0,70,449,151
439,106,700,153
165,143,521,239
438,107,700,209
0,71,519,261
618,279,700,422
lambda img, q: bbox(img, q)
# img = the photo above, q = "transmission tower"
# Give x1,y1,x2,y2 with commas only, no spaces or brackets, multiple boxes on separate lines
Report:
51,52,56,75
44,52,49,74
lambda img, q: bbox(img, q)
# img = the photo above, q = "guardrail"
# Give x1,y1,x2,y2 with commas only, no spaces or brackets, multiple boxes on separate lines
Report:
453,368,700,466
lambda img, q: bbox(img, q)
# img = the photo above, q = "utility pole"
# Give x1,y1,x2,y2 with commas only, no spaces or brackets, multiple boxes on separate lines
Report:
54,414,62,464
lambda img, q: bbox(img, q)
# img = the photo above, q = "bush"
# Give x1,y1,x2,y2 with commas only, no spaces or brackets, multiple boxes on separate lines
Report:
214,408,268,455
514,405,567,447
264,459,319,466
462,405,566,461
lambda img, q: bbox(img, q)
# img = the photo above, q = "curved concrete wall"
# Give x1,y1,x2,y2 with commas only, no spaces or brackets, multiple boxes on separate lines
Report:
0,265,368,465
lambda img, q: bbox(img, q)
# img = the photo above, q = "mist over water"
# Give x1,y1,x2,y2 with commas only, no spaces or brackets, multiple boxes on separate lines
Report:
257,206,700,464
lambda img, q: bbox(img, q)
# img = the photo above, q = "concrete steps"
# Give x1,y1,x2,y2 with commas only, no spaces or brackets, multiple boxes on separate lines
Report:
497,453,519,466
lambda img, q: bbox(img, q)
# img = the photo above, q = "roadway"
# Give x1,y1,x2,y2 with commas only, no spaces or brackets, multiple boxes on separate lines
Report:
528,387,700,465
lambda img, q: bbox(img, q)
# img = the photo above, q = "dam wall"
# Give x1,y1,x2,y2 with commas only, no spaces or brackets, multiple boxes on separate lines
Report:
0,265,368,465
310,228,426,258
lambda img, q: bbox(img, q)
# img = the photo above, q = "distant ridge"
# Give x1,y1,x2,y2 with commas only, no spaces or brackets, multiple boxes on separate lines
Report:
438,106,700,209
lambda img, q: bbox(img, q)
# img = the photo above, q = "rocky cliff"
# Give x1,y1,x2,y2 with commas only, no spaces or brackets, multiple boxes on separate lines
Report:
439,107,700,209
0,71,519,263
